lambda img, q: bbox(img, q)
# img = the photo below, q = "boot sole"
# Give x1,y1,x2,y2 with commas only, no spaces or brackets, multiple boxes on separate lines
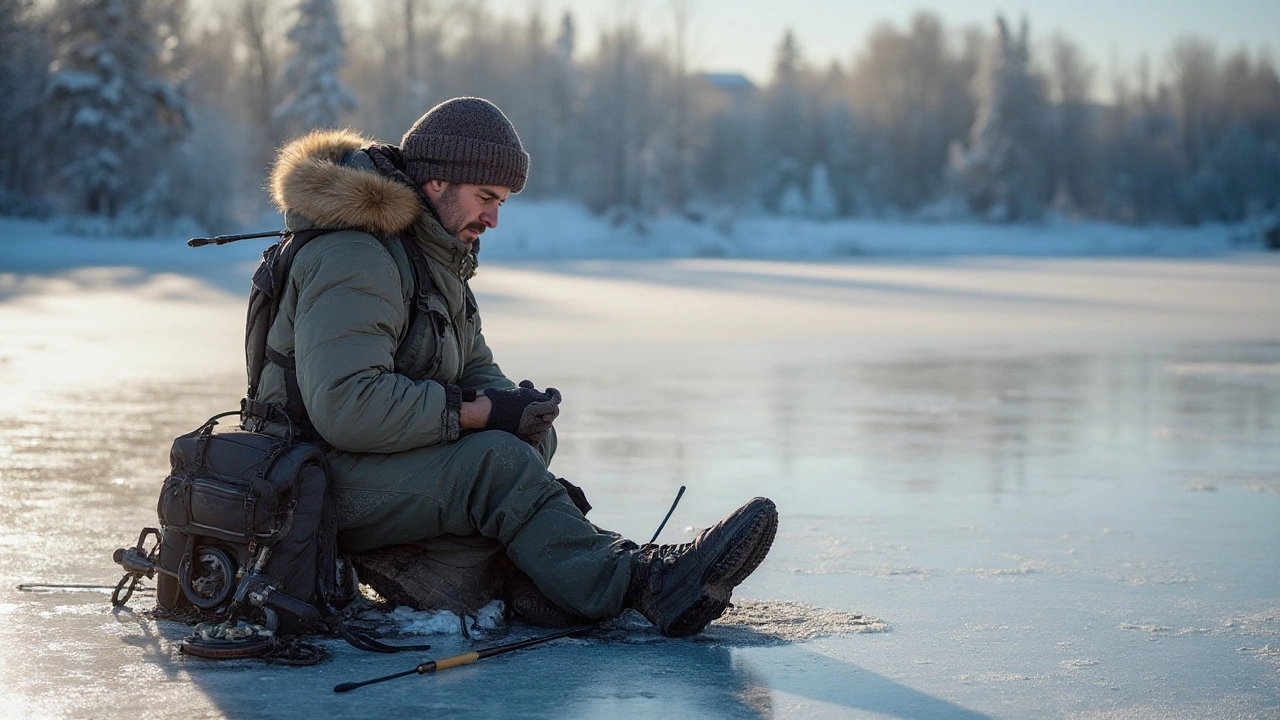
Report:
664,497,778,637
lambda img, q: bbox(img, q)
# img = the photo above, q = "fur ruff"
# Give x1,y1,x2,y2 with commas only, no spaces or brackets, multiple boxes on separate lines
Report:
269,129,421,236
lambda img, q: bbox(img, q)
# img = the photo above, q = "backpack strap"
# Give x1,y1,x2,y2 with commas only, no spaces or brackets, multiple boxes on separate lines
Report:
397,236,453,379
243,227,342,441
243,228,453,441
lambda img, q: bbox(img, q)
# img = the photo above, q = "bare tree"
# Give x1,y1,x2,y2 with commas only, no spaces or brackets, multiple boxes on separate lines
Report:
1167,37,1219,171
848,12,979,211
667,0,695,212
1045,33,1097,213
239,0,282,145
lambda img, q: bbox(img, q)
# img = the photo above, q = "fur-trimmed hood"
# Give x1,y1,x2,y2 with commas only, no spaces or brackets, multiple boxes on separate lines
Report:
269,129,422,237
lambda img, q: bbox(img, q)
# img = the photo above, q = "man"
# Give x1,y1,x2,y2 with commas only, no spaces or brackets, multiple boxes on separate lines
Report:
253,97,776,636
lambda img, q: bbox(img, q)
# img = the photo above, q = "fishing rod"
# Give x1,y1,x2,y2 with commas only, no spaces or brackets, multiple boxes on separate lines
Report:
334,624,593,692
334,485,688,693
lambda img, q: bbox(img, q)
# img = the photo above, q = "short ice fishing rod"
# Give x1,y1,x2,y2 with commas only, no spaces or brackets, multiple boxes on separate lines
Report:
334,485,687,693
334,624,592,692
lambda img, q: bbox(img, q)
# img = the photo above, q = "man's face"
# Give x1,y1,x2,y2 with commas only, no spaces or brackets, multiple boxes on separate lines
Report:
422,180,510,246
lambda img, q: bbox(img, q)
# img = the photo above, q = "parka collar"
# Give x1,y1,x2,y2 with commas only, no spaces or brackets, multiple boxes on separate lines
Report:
270,129,481,281
406,212,478,281
269,130,421,237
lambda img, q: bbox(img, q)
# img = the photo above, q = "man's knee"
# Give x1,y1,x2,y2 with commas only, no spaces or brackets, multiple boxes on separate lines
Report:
462,430,560,505
456,430,565,541
464,430,550,477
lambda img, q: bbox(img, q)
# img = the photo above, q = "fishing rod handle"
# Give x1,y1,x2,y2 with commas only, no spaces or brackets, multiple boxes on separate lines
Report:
421,651,480,673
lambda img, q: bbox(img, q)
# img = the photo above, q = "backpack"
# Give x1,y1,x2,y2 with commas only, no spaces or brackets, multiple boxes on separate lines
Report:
151,409,338,633
111,227,439,655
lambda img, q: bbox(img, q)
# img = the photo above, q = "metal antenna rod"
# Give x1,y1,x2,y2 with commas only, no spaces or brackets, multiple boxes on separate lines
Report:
188,230,285,248
649,485,686,544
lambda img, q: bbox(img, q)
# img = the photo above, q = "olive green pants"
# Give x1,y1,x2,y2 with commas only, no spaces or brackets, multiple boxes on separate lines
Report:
326,428,635,619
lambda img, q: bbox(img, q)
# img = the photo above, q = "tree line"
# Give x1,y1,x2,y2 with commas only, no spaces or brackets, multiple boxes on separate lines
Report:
1,0,1277,233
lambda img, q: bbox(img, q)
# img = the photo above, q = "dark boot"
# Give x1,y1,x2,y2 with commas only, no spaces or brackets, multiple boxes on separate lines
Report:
626,496,778,637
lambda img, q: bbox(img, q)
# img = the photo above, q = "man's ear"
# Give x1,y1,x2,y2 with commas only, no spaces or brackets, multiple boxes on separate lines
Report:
422,179,447,199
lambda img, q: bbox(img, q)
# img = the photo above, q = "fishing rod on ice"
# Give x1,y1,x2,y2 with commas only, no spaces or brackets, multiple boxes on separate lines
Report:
333,485,687,694
334,624,593,692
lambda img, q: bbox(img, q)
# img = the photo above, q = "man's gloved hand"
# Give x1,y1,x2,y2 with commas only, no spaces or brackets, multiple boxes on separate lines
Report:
484,380,561,444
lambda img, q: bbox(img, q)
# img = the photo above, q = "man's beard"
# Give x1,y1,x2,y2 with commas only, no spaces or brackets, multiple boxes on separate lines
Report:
436,185,485,241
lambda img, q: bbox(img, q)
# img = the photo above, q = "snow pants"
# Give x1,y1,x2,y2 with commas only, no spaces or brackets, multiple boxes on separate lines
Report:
326,428,636,619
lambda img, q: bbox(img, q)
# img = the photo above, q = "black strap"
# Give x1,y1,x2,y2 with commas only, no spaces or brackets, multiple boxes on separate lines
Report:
246,228,450,440
334,615,433,654
401,235,440,325
243,228,341,440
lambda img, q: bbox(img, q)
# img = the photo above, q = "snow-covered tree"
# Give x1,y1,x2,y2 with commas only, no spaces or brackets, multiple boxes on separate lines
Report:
778,182,806,216
759,30,814,211
947,15,1047,221
545,12,579,195
43,0,190,218
815,83,862,215
275,0,356,133
808,163,838,220
0,0,49,206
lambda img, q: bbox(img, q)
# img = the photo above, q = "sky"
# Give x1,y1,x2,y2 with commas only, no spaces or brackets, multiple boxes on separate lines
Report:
496,0,1280,87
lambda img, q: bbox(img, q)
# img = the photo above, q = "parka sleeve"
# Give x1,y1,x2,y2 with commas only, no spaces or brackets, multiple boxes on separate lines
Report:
291,234,456,453
457,316,515,392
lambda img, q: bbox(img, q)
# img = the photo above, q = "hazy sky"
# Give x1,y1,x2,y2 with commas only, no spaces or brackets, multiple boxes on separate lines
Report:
496,0,1280,86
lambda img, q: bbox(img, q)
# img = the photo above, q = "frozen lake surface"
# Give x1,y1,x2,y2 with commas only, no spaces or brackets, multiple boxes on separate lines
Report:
1,247,1278,718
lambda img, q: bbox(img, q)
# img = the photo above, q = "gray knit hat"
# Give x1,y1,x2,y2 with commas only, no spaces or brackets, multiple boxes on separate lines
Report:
400,97,529,193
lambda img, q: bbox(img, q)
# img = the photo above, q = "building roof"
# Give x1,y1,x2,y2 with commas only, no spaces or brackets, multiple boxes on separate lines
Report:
700,73,756,91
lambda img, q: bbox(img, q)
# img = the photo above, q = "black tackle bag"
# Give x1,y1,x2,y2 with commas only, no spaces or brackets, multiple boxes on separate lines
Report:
153,411,341,633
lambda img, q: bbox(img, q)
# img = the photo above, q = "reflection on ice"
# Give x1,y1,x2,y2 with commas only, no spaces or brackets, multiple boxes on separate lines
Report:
0,256,1277,718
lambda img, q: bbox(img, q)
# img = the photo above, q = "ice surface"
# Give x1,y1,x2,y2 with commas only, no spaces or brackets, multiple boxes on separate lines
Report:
0,217,1277,718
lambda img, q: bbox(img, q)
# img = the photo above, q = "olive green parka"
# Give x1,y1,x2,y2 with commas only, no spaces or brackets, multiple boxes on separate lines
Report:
252,131,634,620
254,129,515,453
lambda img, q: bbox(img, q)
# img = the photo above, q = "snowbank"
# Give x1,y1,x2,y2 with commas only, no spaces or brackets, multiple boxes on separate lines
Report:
0,201,1265,273
490,200,1259,260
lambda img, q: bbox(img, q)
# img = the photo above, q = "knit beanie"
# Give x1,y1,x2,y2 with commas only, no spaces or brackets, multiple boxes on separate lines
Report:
400,97,529,193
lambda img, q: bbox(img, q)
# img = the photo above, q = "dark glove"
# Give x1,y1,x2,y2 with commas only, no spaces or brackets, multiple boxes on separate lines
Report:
484,380,561,443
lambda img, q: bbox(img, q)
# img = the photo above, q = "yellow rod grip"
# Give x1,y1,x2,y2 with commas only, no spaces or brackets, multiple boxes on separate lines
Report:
433,651,480,671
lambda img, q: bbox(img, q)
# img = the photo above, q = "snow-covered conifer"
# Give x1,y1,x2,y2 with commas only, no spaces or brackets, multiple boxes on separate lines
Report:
808,163,838,220
275,0,356,133
778,183,806,216
546,11,578,194
947,15,1047,221
42,0,190,219
0,0,49,206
